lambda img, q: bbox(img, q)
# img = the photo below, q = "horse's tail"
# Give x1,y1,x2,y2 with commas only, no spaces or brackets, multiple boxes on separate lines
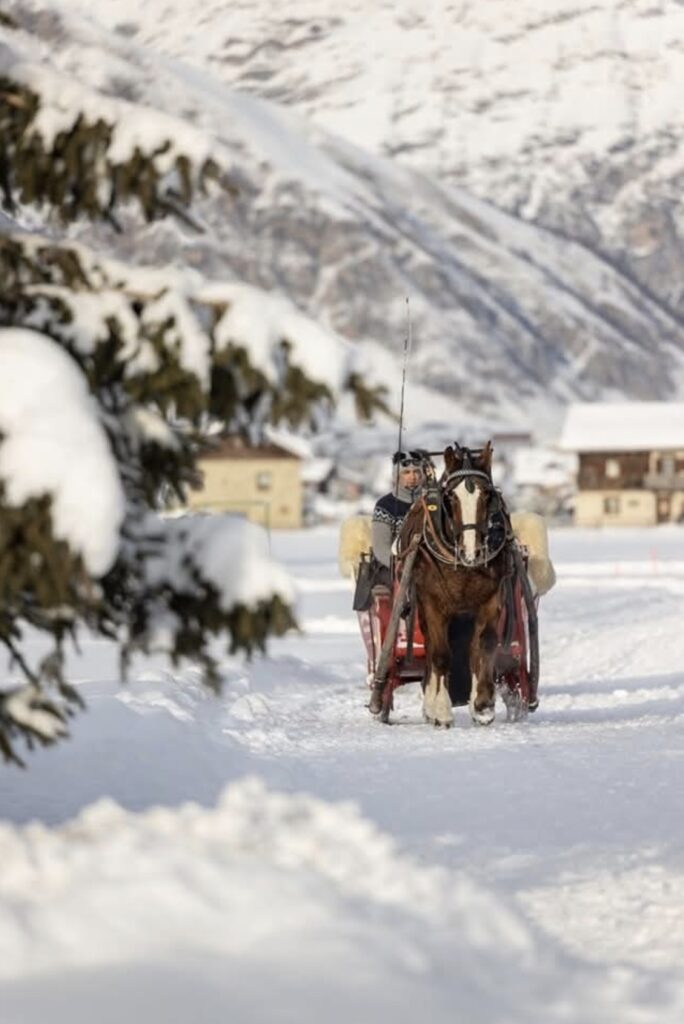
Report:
447,614,474,706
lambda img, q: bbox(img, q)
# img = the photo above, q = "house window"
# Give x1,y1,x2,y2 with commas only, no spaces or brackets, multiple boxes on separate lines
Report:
605,458,620,479
256,471,272,491
658,456,675,476
603,496,620,515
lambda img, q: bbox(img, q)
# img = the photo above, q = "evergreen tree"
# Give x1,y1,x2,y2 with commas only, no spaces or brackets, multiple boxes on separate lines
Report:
0,21,386,764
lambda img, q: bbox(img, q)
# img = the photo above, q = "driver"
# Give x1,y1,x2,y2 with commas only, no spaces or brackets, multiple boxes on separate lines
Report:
371,450,425,574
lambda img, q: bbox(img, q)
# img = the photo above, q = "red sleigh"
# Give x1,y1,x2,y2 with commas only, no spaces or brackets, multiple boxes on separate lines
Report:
355,539,540,725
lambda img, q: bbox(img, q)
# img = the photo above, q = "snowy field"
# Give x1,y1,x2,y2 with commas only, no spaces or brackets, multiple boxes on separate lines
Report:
1,525,683,1023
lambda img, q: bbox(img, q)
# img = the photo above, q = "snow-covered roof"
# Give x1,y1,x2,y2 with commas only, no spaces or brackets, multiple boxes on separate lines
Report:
301,458,334,484
200,437,301,461
263,426,313,460
512,447,577,488
558,403,684,453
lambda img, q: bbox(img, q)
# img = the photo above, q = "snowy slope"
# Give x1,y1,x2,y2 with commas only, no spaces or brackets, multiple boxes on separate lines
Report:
60,0,684,315
1,525,683,1022
5,0,684,437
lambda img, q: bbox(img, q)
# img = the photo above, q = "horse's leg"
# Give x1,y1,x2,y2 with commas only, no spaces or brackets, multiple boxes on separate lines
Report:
469,595,499,726
424,666,454,727
422,612,454,727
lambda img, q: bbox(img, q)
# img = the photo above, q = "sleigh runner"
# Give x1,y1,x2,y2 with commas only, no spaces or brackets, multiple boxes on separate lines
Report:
339,446,556,727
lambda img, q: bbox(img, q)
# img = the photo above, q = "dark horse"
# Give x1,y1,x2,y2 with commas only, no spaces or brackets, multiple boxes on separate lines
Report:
398,442,510,728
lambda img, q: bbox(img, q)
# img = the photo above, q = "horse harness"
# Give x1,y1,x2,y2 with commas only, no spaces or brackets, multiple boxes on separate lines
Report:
416,469,512,570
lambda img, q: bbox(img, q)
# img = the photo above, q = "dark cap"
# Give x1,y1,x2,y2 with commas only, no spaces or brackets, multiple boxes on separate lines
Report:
392,450,423,469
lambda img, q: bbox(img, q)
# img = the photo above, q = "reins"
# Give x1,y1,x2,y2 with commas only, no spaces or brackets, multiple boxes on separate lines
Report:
420,496,459,565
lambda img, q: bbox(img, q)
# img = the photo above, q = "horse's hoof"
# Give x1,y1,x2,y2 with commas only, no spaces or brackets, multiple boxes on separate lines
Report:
424,713,452,728
528,698,539,713
470,704,495,726
368,686,384,715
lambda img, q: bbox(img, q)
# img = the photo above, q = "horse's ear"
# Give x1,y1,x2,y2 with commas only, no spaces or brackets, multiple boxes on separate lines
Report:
480,441,493,474
444,445,462,473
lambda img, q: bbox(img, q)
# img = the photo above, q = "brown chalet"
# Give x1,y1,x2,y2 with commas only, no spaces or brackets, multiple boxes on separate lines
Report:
559,402,684,526
187,436,302,529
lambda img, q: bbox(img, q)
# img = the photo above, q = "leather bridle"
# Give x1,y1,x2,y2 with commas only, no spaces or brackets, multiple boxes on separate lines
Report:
420,468,508,569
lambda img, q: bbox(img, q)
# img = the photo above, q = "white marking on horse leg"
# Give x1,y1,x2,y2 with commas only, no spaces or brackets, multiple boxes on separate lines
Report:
423,668,439,721
469,671,478,709
470,671,494,725
433,674,454,726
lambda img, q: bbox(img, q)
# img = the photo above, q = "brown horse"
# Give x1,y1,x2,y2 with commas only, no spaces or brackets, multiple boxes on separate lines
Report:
398,442,510,728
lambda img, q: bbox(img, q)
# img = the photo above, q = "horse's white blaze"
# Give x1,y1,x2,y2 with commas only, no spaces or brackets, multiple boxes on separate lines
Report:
454,479,480,563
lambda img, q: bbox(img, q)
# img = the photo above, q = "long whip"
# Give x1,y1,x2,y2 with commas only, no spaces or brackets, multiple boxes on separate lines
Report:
393,296,412,501
389,296,413,575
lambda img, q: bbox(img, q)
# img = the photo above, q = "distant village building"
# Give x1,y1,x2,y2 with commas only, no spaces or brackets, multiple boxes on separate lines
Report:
510,446,577,519
492,430,533,450
187,437,302,529
559,403,684,526
489,430,534,491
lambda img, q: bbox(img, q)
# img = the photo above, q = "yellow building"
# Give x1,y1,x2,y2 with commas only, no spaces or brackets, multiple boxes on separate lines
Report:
187,437,302,529
559,402,684,526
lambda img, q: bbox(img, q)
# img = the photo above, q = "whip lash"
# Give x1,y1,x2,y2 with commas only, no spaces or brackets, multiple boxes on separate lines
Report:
393,297,412,502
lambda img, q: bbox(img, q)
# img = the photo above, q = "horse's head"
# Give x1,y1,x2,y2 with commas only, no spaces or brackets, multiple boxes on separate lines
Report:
442,442,495,566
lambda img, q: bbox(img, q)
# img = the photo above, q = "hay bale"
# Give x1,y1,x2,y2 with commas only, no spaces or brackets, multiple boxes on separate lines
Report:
510,511,556,596
338,515,372,579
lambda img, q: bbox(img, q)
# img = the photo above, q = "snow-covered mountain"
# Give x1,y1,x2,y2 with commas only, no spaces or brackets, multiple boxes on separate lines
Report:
10,0,684,436
72,0,684,313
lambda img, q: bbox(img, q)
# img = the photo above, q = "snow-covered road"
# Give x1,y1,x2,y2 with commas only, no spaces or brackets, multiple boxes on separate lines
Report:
1,525,683,1022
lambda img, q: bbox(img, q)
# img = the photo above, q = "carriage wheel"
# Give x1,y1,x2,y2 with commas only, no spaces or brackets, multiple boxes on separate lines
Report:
506,560,541,720
514,575,531,706
500,576,532,722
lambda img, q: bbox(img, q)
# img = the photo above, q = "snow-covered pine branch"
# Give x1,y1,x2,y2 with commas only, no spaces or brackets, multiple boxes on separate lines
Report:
0,15,230,225
0,234,385,433
0,20,386,764
0,234,385,764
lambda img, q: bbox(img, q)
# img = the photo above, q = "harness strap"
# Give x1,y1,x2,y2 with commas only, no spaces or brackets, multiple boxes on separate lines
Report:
402,483,513,569
420,497,457,565
443,468,492,489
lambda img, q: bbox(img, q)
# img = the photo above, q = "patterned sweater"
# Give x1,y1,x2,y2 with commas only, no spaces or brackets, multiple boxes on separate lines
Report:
371,484,419,568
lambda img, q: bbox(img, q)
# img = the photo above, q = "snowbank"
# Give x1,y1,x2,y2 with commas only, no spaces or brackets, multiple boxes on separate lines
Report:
0,777,617,1024
1,526,683,1022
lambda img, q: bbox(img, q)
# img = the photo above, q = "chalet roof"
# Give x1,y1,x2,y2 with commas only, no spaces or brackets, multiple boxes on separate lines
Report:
559,402,684,453
200,437,301,461
300,457,334,484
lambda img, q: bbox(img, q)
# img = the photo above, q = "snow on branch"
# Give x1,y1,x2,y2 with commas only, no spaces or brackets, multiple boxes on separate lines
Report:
0,327,125,576
0,233,387,434
143,513,294,611
0,21,235,224
0,237,380,762
201,282,351,393
112,512,296,685
0,683,69,766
